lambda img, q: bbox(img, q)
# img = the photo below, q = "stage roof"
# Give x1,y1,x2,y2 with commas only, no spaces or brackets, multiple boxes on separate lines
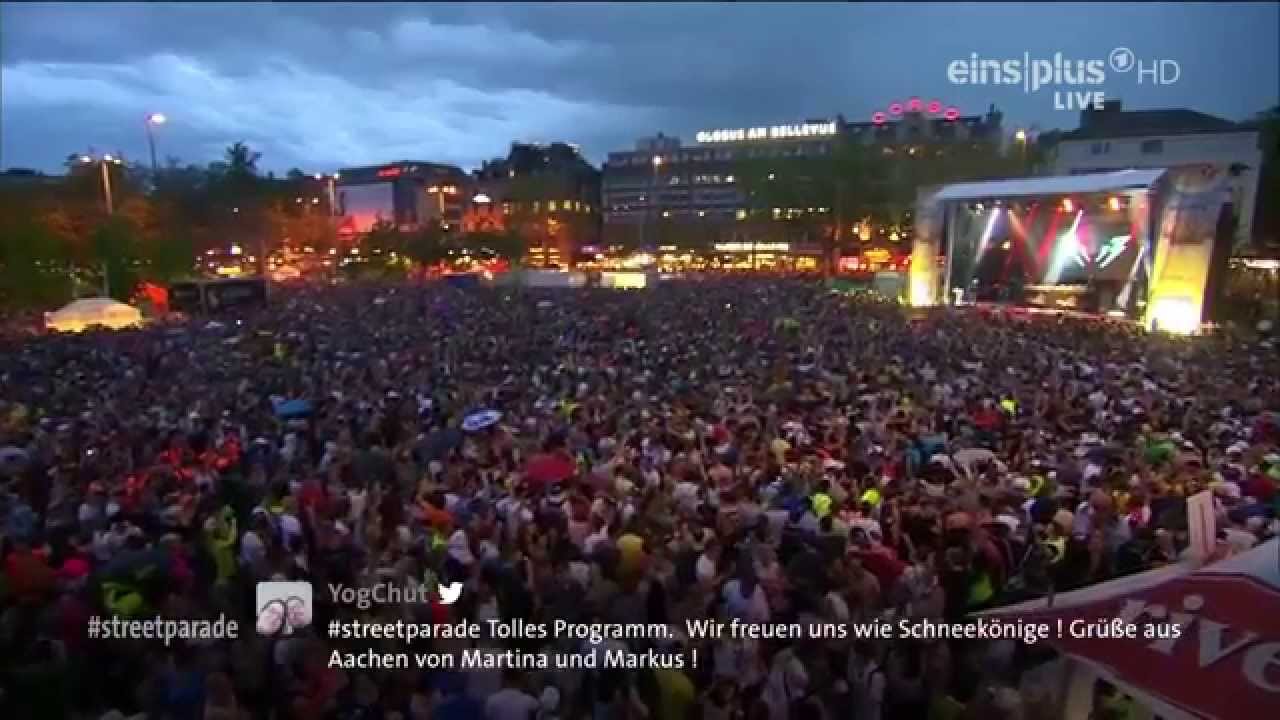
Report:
929,168,1169,202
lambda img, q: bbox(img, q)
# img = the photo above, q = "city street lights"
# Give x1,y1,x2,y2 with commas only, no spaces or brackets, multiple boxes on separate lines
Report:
78,153,124,295
643,155,663,250
145,113,166,179
79,153,123,215
314,172,340,216
1014,129,1028,170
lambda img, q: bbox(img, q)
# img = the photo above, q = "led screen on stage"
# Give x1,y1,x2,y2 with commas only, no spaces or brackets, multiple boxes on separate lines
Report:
337,182,394,233
955,197,1143,294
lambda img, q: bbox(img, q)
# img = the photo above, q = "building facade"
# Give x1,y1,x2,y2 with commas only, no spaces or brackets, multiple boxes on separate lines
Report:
601,100,1004,254
334,161,469,236
462,142,600,266
1053,101,1262,247
846,99,1003,147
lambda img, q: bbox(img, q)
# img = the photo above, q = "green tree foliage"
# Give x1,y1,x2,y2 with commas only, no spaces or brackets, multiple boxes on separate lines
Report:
90,216,143,300
734,137,1027,270
460,231,526,265
363,219,403,256
405,225,454,267
1,142,289,309
0,217,72,308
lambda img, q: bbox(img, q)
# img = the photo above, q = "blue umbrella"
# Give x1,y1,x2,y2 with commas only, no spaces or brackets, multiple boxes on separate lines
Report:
462,409,502,433
273,398,313,419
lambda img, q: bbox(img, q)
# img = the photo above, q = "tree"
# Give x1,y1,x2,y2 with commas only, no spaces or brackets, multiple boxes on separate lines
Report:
140,231,197,283
340,219,408,279
363,219,402,255
736,136,1028,271
221,141,261,178
405,225,453,267
459,231,526,265
736,141,898,271
0,217,72,308
90,216,143,300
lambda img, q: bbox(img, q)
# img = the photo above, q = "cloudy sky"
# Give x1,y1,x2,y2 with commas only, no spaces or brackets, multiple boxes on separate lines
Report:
2,2,1276,175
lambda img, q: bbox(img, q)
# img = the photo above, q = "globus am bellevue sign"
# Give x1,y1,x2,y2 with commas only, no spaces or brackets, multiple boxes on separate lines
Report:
695,121,838,144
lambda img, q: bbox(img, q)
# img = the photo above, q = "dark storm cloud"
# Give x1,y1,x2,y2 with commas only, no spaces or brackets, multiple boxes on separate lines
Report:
2,2,1276,174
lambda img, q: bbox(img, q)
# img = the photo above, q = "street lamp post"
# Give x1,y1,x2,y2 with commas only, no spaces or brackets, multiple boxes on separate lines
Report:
145,113,166,180
79,153,123,296
315,173,340,216
643,155,663,251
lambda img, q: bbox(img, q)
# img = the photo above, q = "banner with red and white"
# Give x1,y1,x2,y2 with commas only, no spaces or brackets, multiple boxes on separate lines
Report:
983,539,1279,720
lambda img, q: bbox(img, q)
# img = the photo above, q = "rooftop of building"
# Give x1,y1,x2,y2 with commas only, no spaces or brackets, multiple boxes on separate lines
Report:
1063,100,1257,140
337,160,465,176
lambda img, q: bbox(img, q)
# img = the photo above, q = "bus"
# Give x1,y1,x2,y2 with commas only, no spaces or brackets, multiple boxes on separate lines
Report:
169,277,269,314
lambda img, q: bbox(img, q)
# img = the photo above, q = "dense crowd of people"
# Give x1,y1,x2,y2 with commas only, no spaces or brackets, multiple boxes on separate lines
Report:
1,278,1277,720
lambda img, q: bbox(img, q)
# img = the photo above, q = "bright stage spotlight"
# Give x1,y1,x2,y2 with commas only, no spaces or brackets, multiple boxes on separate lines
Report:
972,207,1003,268
1045,209,1085,284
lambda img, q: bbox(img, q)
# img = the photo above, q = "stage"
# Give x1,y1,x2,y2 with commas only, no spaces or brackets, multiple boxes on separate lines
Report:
909,168,1238,334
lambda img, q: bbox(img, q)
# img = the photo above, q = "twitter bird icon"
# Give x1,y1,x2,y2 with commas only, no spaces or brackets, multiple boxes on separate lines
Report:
438,582,463,605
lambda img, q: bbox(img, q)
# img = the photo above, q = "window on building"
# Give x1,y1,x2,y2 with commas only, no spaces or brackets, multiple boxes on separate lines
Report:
533,201,541,212
548,201,557,212
725,174,735,183
1090,141,1110,155
1141,139,1164,154
502,203,512,215
669,176,681,185
736,209,747,220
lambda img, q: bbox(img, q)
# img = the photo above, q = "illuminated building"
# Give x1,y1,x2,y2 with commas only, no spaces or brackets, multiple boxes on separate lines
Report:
601,101,1002,258
464,142,600,266
848,99,1002,145
602,127,838,255
334,161,469,236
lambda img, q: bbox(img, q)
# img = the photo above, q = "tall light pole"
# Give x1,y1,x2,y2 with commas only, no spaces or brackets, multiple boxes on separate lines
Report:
314,173,340,216
79,153,123,296
145,113,166,180
643,154,662,251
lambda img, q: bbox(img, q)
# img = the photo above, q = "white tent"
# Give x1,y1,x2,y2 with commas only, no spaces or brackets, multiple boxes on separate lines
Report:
45,297,143,333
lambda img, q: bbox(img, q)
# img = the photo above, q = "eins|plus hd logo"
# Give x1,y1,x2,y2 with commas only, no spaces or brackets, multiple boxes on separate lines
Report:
947,49,1180,112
